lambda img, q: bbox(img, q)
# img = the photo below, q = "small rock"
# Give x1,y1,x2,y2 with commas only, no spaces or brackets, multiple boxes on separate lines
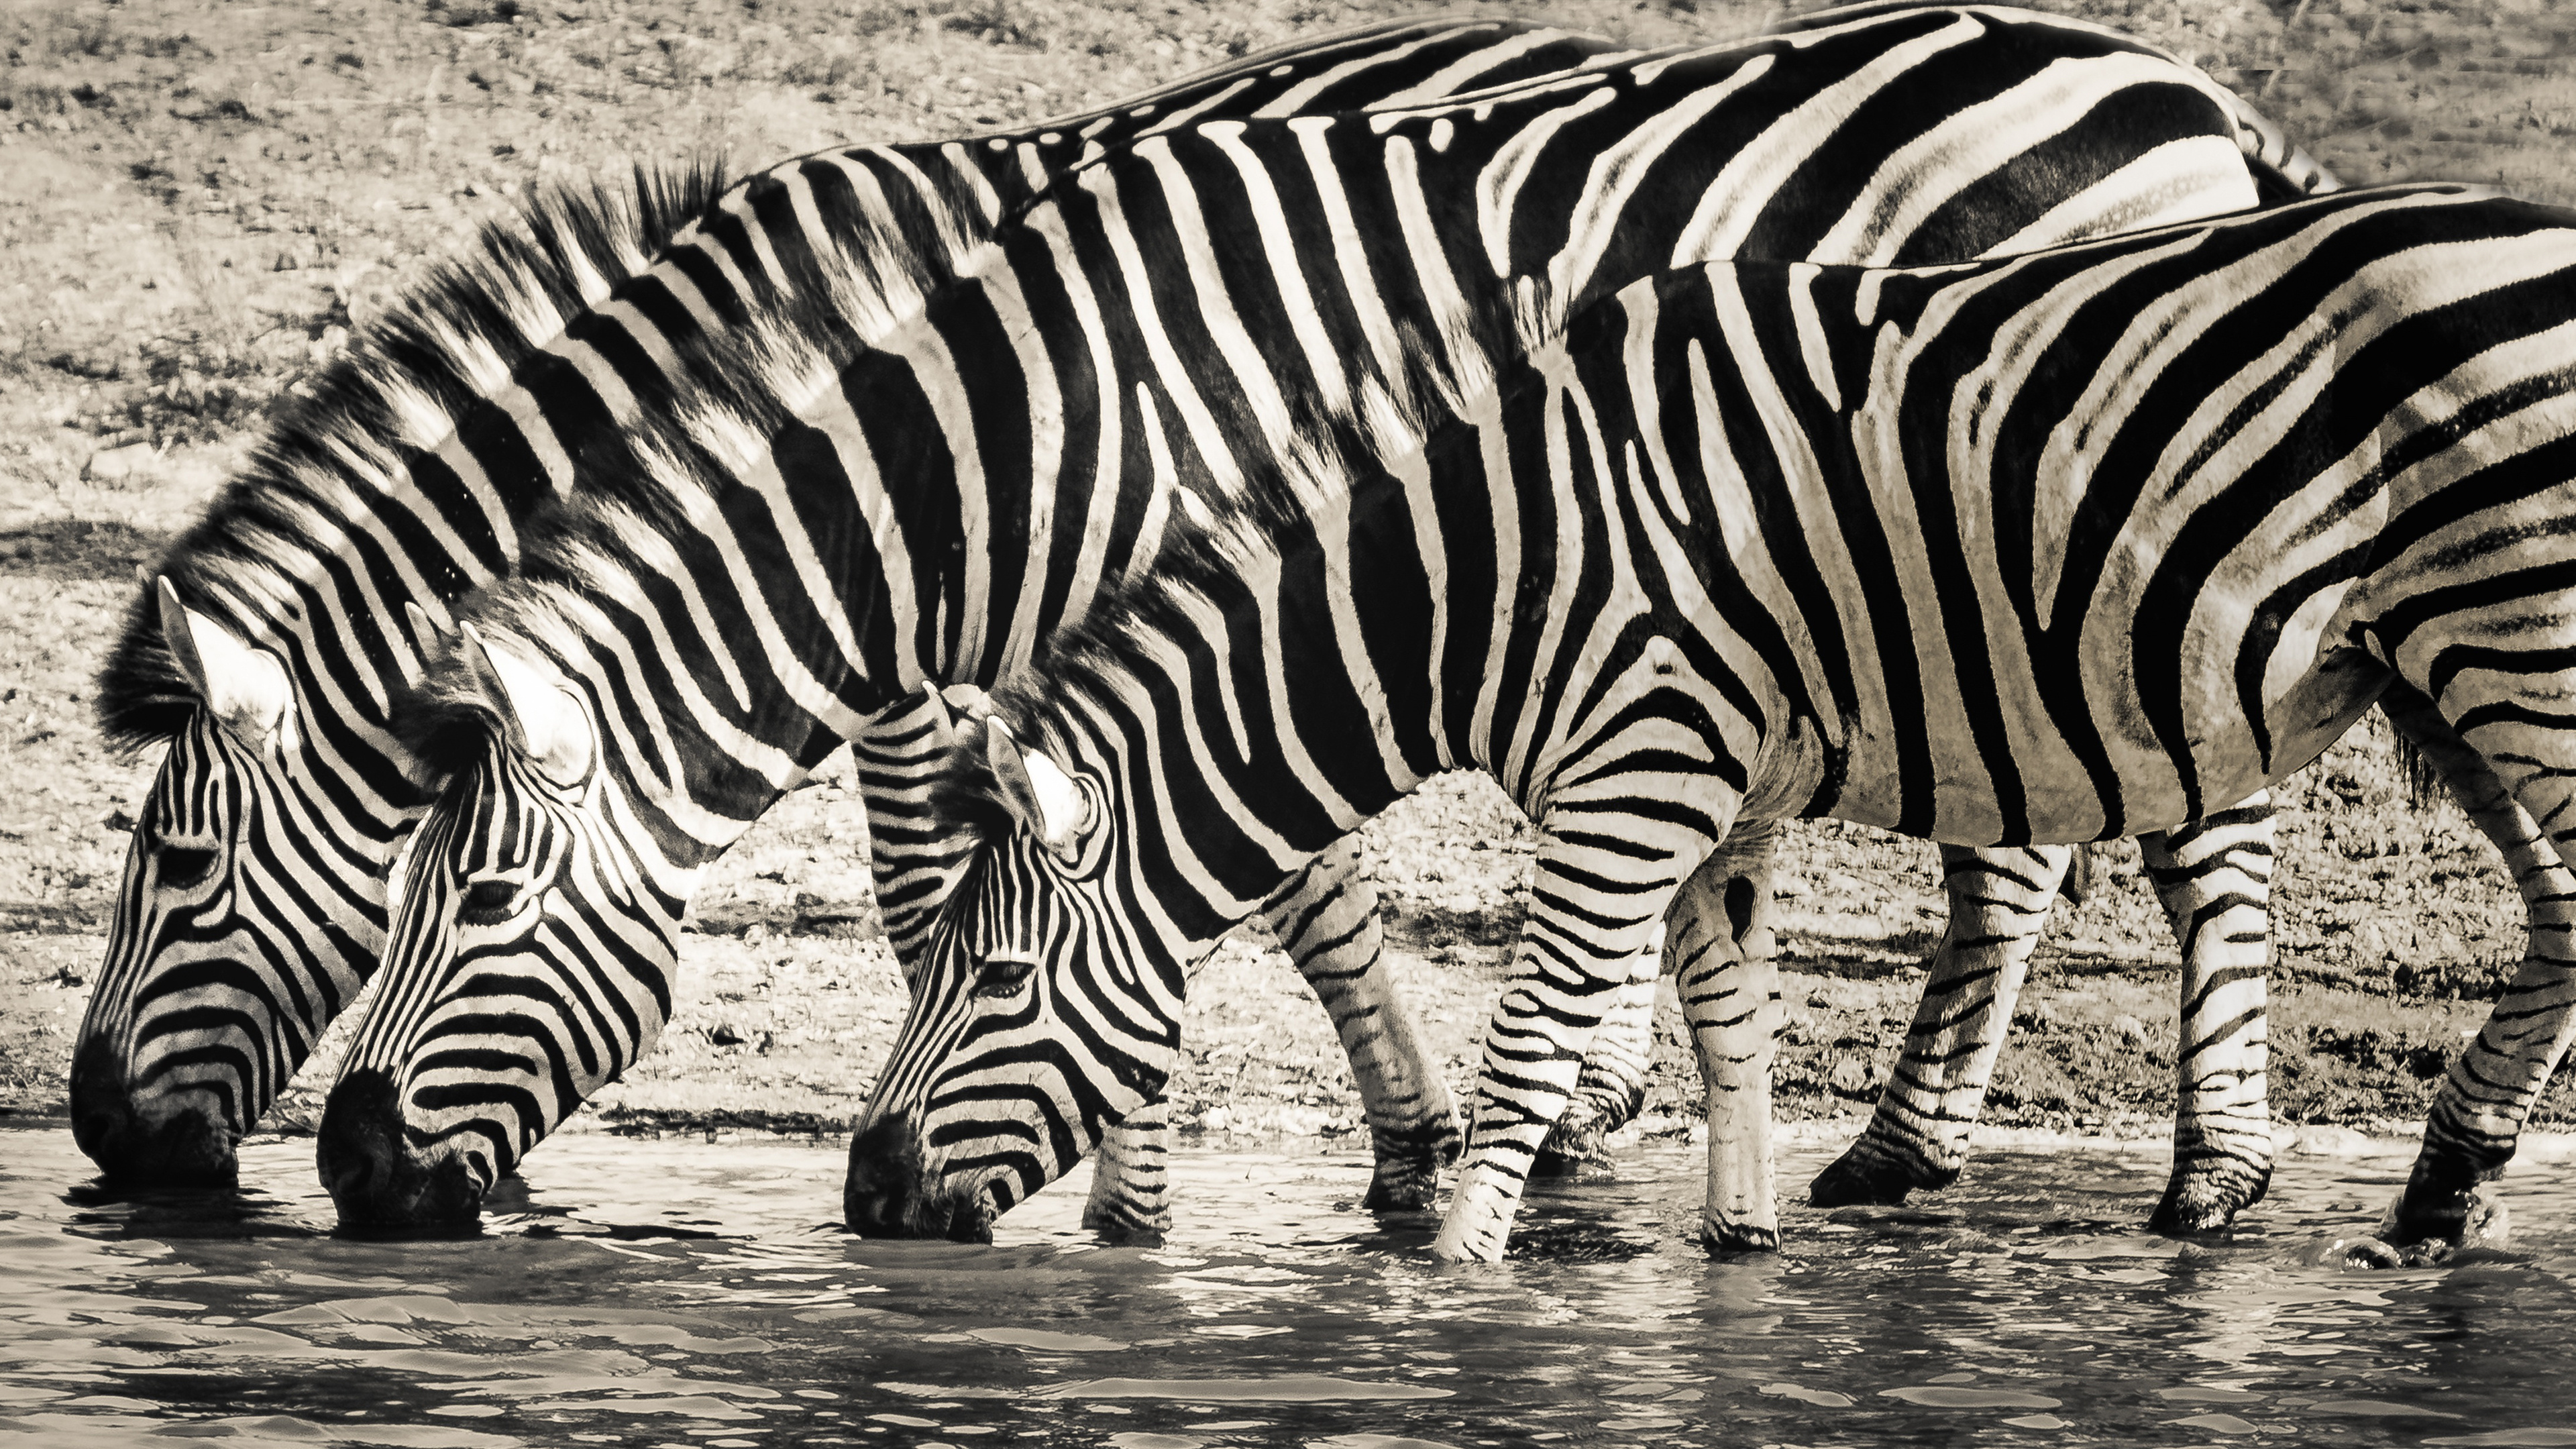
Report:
2109,1013,2149,1043
2289,1124,2377,1157
1199,1105,1234,1134
84,441,158,482
1828,1059,1873,1096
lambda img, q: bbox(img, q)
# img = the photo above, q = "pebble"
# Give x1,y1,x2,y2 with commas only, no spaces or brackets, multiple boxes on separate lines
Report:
83,441,158,482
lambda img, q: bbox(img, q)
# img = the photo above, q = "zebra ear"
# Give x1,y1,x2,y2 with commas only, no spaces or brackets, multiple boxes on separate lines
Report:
460,623,595,788
403,600,458,650
157,576,292,749
983,721,1095,857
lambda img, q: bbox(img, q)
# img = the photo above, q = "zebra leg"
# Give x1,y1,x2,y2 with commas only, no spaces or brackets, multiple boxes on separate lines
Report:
1433,818,1723,1263
1670,828,1786,1254
2377,686,2576,1251
1257,839,1461,1212
1529,946,1660,1179
1536,822,1786,1180
1081,1095,1172,1242
2140,796,2277,1236
1809,846,2070,1208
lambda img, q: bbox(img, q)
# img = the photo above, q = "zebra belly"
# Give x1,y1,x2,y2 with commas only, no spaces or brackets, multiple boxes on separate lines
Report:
1802,581,2391,847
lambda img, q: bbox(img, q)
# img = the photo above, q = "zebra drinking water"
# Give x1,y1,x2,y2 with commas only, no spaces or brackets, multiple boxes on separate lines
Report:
318,6,2344,1230
69,16,1633,1188
842,182,2576,1263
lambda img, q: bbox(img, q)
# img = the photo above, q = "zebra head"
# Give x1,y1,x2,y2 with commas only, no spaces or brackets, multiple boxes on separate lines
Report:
845,715,1189,1240
315,624,675,1226
75,580,372,1185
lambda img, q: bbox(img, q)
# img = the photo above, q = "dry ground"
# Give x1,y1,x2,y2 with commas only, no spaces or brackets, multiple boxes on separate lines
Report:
5,0,2576,1163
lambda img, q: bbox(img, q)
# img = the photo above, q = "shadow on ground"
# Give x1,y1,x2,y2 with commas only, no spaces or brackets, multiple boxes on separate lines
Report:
0,519,173,582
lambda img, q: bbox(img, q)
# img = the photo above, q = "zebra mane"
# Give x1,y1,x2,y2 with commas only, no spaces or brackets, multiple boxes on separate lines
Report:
390,109,1546,794
388,167,976,787
95,159,736,752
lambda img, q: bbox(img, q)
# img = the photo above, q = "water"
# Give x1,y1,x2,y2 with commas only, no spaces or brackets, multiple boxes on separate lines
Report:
7,1126,2576,1448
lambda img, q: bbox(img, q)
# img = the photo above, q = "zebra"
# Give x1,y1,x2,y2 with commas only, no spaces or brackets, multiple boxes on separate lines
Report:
315,4,2341,1230
68,15,1633,1188
838,180,2576,1262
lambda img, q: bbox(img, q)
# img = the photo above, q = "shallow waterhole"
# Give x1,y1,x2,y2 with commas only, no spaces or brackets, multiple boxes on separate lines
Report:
5,1124,2575,1447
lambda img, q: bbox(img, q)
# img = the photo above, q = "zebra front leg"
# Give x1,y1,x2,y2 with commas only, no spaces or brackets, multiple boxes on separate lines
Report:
1536,822,1787,1180
2375,686,2575,1252
1531,946,1658,1179
1670,845,1787,1254
1083,1095,1173,1243
1433,822,1715,1264
2141,796,2277,1236
1809,846,2068,1208
1260,840,1461,1212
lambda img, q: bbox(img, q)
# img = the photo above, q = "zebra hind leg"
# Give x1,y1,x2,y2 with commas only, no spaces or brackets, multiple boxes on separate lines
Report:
2373,686,2575,1254
1538,821,1788,1185
1530,944,1660,1180
1260,839,1462,1212
2140,797,2277,1236
1809,846,2069,1208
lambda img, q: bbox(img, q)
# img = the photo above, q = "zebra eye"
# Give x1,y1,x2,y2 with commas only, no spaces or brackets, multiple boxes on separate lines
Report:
459,878,524,926
157,845,218,890
975,954,1038,999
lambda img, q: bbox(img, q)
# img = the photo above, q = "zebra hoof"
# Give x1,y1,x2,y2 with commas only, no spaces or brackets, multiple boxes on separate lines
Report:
1808,1140,1948,1208
1529,1147,1620,1181
1699,1216,1780,1256
1363,1160,1443,1212
2149,1159,2271,1237
1530,1116,1618,1181
2376,1184,2510,1254
1361,1120,1460,1212
1081,1208,1168,1247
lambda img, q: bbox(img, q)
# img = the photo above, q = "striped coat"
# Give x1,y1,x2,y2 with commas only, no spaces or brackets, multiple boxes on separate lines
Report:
321,6,2341,1228
70,16,1627,1185
843,184,2576,1261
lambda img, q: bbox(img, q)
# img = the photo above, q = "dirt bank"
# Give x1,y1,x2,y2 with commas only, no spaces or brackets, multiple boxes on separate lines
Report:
6,0,2575,1165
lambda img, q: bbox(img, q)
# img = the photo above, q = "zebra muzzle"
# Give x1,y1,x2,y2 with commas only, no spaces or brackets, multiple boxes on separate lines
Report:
843,1112,995,1243
68,1036,241,1187
317,1067,490,1228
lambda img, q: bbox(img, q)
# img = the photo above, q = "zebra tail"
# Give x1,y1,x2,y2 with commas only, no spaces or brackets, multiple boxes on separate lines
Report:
2396,723,2445,812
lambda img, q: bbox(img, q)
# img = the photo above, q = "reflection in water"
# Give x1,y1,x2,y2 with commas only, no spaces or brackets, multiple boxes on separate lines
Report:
5,1126,2576,1446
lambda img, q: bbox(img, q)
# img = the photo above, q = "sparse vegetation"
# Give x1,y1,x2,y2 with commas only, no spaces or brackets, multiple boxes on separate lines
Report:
6,0,2575,1161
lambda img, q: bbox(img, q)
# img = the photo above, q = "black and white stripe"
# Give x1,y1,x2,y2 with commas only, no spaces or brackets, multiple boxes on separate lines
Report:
72,17,1616,1185
847,183,2576,1263
318,5,2341,1229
